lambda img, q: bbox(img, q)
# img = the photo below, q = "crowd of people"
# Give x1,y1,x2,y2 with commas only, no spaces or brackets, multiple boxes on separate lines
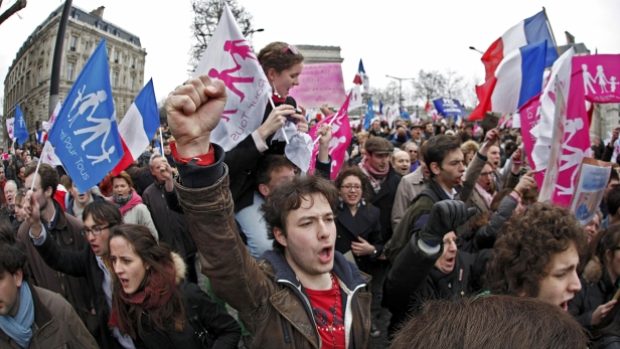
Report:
0,40,618,349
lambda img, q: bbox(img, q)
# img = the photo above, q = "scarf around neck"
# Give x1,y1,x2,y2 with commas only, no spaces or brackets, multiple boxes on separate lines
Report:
108,264,176,329
0,282,34,348
359,156,389,194
114,190,143,216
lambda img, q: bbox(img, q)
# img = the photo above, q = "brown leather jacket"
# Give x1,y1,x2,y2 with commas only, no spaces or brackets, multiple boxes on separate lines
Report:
174,146,372,348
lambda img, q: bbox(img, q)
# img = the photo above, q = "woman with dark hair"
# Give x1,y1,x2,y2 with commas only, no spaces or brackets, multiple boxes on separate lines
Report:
334,166,384,337
569,225,620,336
111,171,158,240
108,224,240,349
225,41,309,213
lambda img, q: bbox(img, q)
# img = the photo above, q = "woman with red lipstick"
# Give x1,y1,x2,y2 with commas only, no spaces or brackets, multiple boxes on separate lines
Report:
225,41,310,213
108,225,241,349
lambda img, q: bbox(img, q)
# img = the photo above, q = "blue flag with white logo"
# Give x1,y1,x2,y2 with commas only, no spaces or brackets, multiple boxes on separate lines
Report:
433,98,465,120
48,39,123,193
363,99,375,130
13,105,29,146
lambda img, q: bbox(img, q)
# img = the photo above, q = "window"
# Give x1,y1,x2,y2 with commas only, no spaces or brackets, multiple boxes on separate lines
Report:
66,62,75,80
69,35,78,51
114,49,119,63
129,75,135,90
113,71,119,86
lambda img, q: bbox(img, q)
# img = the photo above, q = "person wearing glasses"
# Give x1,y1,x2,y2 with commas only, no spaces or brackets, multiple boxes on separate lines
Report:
334,166,384,337
27,200,135,349
224,41,309,213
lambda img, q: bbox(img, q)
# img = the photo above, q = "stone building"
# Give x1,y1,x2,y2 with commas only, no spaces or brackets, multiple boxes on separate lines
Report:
3,5,146,142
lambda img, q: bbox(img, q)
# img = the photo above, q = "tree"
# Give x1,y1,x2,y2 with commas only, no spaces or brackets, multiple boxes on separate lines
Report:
411,69,468,105
0,0,26,27
190,0,256,68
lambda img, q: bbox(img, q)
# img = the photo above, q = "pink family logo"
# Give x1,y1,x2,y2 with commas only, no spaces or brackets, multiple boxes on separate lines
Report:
208,40,257,121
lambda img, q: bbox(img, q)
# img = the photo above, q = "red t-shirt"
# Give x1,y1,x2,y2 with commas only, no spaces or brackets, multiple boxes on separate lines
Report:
305,274,346,349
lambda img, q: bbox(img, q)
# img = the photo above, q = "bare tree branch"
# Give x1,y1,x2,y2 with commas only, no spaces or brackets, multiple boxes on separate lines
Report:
0,0,27,27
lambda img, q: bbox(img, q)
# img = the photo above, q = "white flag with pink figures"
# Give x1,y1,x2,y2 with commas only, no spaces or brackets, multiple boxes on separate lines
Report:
193,4,270,151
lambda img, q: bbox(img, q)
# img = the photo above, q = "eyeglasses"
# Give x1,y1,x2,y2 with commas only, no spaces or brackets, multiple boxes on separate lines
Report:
341,184,362,191
83,225,110,237
281,44,299,55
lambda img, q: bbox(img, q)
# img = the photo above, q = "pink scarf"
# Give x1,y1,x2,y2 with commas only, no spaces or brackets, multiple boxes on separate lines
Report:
359,156,389,194
116,190,143,216
475,183,493,209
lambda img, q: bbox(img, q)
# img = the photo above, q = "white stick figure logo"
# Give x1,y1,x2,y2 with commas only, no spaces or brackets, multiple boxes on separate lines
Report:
68,85,116,165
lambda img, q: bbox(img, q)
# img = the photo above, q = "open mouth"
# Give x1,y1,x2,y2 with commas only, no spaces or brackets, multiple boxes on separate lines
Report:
318,247,333,264
560,301,568,311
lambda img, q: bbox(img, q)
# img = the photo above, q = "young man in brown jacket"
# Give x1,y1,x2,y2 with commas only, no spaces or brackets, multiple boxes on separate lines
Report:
165,75,371,348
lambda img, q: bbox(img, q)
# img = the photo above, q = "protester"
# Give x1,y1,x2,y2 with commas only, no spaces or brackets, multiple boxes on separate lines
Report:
28,200,133,348
460,139,480,168
485,202,586,310
108,224,241,348
402,141,420,172
570,225,620,332
17,163,96,333
390,295,588,349
1,180,18,226
142,154,198,283
390,149,411,176
235,154,297,258
0,241,99,348
111,171,158,240
386,130,498,262
225,41,307,213
384,200,480,336
165,75,372,348
334,166,384,337
64,177,105,219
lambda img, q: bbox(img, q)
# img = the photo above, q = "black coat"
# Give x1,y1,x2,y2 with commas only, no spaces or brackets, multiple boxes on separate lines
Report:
335,201,383,273
142,181,197,259
34,233,123,349
225,96,297,212
384,234,488,335
135,282,241,349
367,167,401,242
569,271,617,330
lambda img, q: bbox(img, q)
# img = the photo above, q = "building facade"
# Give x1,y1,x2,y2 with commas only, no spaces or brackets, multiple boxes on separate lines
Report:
3,5,146,143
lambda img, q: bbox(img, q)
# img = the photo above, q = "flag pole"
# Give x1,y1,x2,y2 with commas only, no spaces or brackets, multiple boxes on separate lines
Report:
159,127,165,155
542,7,560,56
29,154,43,192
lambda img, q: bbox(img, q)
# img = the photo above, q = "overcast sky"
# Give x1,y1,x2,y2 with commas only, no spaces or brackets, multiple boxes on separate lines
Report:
1,0,619,110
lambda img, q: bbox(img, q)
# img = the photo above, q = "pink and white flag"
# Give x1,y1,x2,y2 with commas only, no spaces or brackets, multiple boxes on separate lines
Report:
540,54,620,206
308,92,353,180
41,102,62,167
5,118,14,141
193,4,270,151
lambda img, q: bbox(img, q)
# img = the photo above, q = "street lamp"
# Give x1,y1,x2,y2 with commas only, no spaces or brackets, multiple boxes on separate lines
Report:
468,46,484,55
386,75,415,112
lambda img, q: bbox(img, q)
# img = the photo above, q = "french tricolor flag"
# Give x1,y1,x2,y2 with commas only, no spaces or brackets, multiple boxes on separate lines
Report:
470,10,558,120
472,41,548,120
112,79,159,175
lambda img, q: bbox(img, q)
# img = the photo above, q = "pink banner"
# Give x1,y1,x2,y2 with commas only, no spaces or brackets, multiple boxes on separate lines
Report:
550,55,620,206
308,93,352,179
518,96,545,188
290,63,346,109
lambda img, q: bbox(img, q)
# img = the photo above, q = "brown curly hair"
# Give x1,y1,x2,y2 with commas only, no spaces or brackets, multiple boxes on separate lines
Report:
485,202,587,297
